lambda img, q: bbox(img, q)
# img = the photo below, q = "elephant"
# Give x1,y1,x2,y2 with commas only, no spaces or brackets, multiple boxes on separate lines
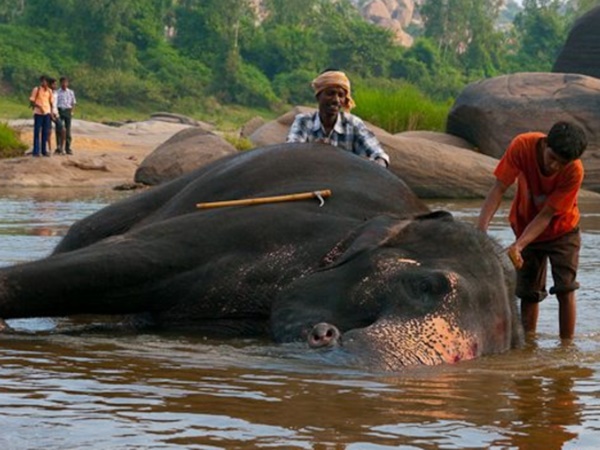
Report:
0,143,523,371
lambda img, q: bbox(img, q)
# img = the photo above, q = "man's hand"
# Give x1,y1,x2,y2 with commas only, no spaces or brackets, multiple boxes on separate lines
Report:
507,243,524,269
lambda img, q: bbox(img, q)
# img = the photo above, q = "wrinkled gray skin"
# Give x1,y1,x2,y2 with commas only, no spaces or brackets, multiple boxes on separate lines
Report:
0,144,523,371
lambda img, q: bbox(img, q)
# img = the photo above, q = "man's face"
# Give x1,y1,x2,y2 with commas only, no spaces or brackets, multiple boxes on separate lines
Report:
541,140,570,175
61,79,68,89
317,86,347,117
40,78,48,88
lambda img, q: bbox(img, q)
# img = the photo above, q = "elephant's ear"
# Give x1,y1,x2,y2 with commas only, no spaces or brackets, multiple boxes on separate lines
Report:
318,210,455,268
319,215,412,268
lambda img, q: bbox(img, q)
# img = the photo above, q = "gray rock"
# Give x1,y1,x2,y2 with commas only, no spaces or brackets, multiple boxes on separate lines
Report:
553,6,600,79
240,116,266,138
395,130,475,150
446,72,600,191
135,128,237,186
249,106,314,147
378,133,501,199
150,112,214,130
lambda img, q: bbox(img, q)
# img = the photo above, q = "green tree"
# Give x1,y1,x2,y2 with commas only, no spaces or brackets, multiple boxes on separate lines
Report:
390,37,465,100
571,0,600,15
264,0,319,26
244,25,323,79
563,0,600,26
174,0,255,67
0,0,25,23
316,0,395,77
509,0,568,72
420,0,505,76
20,0,171,69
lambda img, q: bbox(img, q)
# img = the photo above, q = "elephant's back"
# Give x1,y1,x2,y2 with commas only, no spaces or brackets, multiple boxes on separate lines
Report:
148,143,428,223
56,144,428,254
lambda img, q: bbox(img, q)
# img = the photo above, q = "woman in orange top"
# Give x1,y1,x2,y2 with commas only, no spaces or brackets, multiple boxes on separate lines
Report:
478,121,587,340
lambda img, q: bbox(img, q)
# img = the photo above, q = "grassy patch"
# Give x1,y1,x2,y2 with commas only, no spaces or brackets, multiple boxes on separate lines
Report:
0,96,33,120
195,99,280,132
0,95,279,132
0,95,151,123
0,122,28,158
353,83,452,133
223,133,255,151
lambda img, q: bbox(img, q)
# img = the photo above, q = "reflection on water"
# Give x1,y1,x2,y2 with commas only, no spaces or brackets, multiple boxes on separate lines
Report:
0,189,600,449
0,188,129,265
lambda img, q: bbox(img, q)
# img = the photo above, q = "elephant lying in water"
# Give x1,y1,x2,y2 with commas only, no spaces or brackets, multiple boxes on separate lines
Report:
0,143,523,370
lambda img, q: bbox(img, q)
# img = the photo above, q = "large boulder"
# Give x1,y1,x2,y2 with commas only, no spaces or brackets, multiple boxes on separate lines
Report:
553,6,600,79
446,72,600,192
395,130,475,150
250,107,501,198
249,106,313,147
378,134,500,198
240,116,266,139
135,128,237,186
150,112,214,129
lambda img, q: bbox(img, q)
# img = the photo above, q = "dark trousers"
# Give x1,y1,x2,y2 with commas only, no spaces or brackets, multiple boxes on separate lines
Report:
59,108,73,152
33,113,51,156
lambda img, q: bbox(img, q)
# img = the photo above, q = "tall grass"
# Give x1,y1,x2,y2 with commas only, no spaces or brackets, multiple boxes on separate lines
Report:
0,122,28,158
353,83,453,134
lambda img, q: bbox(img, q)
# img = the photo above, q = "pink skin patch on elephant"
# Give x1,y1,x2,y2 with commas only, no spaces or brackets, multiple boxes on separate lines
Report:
418,316,479,364
351,315,480,370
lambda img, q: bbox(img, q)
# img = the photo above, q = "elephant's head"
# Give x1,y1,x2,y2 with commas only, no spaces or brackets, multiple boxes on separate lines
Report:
271,212,522,371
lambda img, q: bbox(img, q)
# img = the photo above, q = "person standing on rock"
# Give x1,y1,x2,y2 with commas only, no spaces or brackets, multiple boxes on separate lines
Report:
29,75,54,157
56,76,76,155
47,78,63,155
477,121,588,340
286,69,389,168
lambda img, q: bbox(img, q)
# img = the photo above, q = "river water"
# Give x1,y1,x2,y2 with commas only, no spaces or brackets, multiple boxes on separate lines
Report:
0,188,599,450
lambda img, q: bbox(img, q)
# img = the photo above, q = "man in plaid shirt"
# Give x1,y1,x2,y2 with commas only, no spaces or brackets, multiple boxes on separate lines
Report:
286,70,390,168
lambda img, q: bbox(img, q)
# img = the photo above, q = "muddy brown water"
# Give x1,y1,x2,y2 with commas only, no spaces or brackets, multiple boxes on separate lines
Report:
0,188,599,449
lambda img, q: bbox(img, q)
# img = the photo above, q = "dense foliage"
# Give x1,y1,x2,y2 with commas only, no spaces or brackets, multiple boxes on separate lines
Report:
0,0,597,129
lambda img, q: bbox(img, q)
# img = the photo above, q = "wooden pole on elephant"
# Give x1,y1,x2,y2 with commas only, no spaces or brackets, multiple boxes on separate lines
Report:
196,189,332,209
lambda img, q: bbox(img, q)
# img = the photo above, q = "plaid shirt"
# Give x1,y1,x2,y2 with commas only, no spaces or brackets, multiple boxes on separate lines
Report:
286,111,390,165
56,88,76,109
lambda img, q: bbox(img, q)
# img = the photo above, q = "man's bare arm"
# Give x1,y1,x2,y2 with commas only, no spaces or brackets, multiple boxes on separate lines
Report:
477,179,510,232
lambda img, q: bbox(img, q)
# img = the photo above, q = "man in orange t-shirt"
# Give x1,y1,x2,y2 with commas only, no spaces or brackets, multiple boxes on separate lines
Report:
477,121,587,340
29,75,54,157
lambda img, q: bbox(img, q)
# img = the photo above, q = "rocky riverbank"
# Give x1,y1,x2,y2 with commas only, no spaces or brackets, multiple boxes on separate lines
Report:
3,118,193,188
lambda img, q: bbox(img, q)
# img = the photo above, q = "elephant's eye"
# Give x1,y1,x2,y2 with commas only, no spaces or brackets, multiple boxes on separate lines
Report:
415,272,451,297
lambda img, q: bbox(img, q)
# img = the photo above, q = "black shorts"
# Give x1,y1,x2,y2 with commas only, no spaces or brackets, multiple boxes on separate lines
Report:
516,228,581,304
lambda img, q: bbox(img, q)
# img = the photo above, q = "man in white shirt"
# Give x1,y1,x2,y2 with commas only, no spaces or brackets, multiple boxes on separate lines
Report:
56,76,77,155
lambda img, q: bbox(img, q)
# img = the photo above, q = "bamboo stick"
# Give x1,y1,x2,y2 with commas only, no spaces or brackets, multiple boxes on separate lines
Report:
196,189,332,209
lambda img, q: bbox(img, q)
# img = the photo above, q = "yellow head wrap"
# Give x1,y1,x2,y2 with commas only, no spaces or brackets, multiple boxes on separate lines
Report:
311,71,356,111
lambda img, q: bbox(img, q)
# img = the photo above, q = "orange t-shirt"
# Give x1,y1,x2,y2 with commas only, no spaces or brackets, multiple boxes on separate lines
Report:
494,132,583,243
29,86,53,115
